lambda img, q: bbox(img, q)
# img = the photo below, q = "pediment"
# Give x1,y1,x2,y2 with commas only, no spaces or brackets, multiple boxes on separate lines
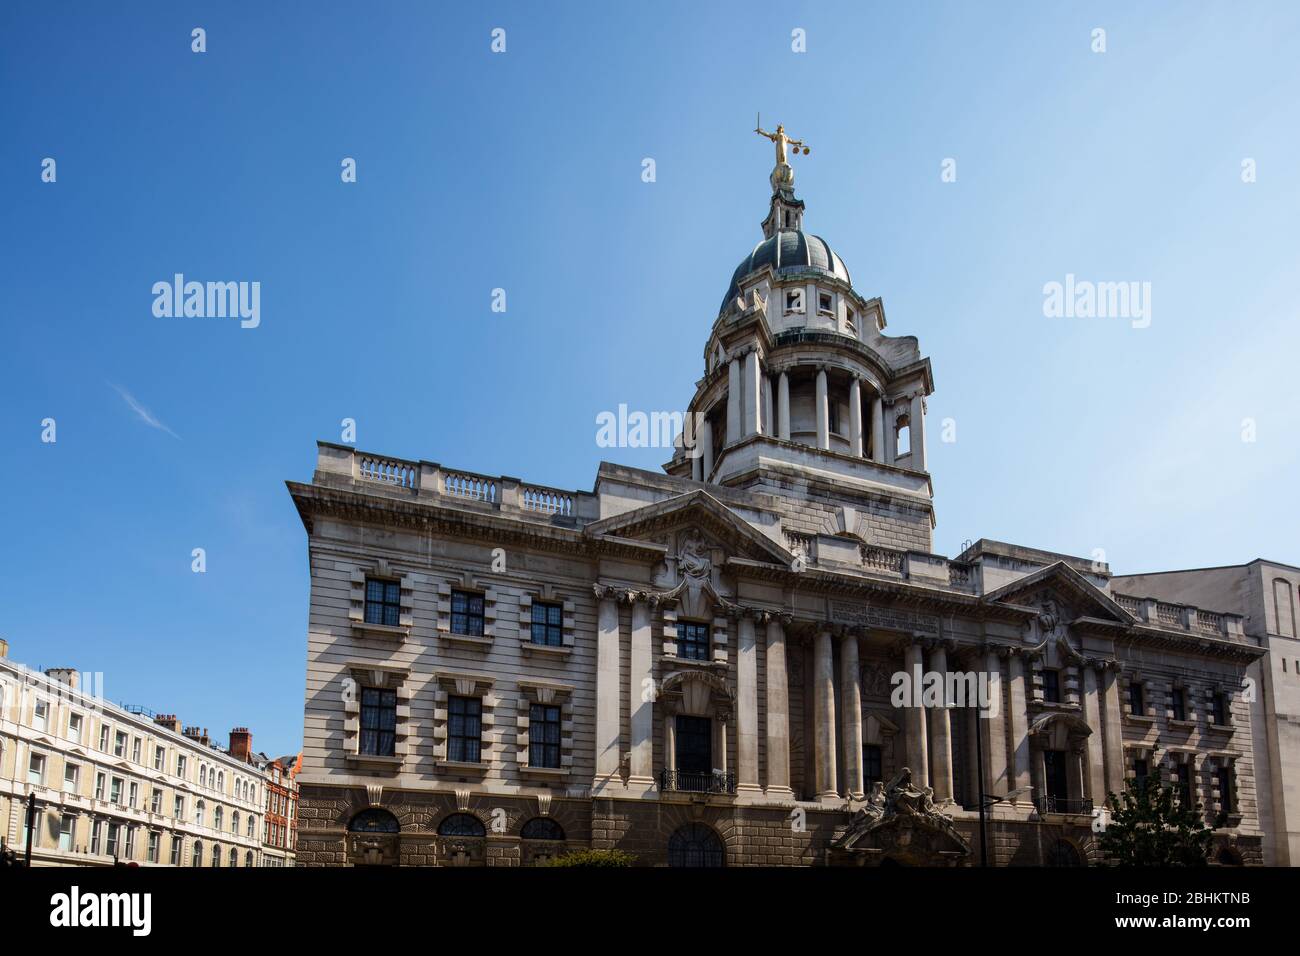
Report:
983,561,1134,627
584,490,790,567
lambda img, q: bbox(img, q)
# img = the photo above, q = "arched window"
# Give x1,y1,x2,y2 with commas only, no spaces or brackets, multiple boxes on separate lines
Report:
347,808,400,833
245,850,254,867
192,841,202,867
437,813,485,837
668,823,725,867
195,800,205,826
217,772,224,792
1046,839,1083,867
229,847,238,867
250,785,256,804
520,818,565,841
214,807,223,831
232,812,240,834
200,766,207,787
211,844,220,867
247,816,255,837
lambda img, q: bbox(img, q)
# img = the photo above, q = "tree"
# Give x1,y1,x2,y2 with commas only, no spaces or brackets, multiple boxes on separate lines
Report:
1097,774,1215,866
541,848,637,868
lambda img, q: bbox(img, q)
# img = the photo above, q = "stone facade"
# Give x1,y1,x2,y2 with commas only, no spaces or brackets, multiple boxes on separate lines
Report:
287,155,1273,866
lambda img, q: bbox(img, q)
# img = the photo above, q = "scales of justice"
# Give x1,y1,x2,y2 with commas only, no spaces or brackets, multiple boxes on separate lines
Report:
754,114,810,192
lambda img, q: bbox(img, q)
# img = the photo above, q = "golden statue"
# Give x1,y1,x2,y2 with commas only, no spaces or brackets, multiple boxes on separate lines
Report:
755,120,809,166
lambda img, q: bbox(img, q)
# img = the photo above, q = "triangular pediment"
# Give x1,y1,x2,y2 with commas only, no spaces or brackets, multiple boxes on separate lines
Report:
584,490,790,566
983,561,1134,625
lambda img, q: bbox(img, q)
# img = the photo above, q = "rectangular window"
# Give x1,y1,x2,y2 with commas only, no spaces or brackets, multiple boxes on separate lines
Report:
818,291,833,314
529,703,562,768
1170,689,1187,722
451,590,485,636
1133,759,1149,788
1217,766,1235,814
530,602,563,646
174,795,184,819
154,745,165,771
33,699,48,731
124,825,135,859
59,814,75,852
784,288,804,313
1042,670,1061,704
170,835,181,866
131,737,141,763
359,687,397,757
151,789,162,814
1210,692,1228,726
863,744,883,789
90,820,102,855
677,621,711,661
828,401,840,435
105,823,120,858
110,777,122,805
1175,763,1192,807
364,577,401,627
64,762,80,790
68,713,83,743
674,714,712,775
114,731,127,757
448,696,483,763
147,831,159,863
1129,682,1145,716
95,772,106,801
28,752,46,786
99,726,110,751
128,782,139,809
176,755,186,777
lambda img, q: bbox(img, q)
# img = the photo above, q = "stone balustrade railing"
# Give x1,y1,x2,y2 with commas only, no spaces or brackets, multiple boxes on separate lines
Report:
1111,591,1246,641
314,442,596,521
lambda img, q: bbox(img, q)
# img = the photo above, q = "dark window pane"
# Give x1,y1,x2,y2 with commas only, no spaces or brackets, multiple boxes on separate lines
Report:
364,577,402,627
678,622,710,661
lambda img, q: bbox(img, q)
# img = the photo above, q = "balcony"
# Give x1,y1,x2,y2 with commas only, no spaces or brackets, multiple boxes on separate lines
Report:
659,769,735,795
1035,795,1093,816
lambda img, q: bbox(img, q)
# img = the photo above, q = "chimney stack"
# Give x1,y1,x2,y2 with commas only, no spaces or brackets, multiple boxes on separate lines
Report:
229,727,253,762
183,726,211,748
0,638,8,659
154,714,182,733
45,668,80,690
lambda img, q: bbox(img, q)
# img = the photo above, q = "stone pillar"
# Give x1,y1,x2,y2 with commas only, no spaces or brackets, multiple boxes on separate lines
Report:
690,447,702,481
903,640,929,789
777,372,791,441
870,393,884,463
983,647,1008,798
736,612,760,793
764,615,792,795
664,710,677,773
1081,664,1106,804
909,391,927,471
713,716,728,776
700,414,713,482
594,588,621,793
929,642,954,803
813,628,839,799
628,598,654,791
743,349,761,438
727,357,741,445
884,402,896,466
1008,652,1031,797
815,367,830,450
965,699,981,805
848,377,864,458
1101,664,1125,805
840,632,864,799
762,375,774,437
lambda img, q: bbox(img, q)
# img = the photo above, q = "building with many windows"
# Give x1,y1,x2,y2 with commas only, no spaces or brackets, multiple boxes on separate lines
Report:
0,642,269,867
255,750,301,866
287,145,1281,866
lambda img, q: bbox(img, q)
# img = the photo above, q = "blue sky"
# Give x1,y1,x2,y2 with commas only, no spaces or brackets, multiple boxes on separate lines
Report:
2,1,1298,755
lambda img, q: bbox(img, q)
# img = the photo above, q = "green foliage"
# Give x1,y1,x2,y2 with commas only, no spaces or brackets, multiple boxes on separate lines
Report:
541,848,637,868
1097,774,1215,866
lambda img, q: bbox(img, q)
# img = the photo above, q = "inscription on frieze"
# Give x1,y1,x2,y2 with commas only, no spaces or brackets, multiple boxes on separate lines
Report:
830,601,940,637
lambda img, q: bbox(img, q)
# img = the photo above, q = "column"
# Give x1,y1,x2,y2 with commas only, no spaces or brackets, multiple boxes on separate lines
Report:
884,403,896,465
628,598,654,790
982,647,1008,798
664,709,677,773
777,372,791,441
813,628,839,799
929,642,954,803
1007,652,1031,797
904,640,929,789
713,716,728,776
594,588,621,793
815,367,830,450
870,393,884,463
690,446,702,482
909,391,927,471
764,615,792,795
1101,664,1125,804
965,698,981,805
743,349,761,437
762,375,774,438
840,632,864,799
736,612,760,793
727,357,741,445
700,414,713,482
848,377,864,457
1081,664,1106,804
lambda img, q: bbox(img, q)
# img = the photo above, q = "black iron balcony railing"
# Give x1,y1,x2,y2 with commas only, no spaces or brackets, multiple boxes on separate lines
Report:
659,769,736,794
1035,795,1093,816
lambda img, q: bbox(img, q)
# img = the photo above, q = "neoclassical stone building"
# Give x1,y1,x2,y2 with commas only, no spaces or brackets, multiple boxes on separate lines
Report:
288,143,1270,866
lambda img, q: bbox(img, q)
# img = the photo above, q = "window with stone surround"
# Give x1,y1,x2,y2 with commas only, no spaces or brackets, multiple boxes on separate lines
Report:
360,687,397,756
1214,761,1237,817
451,591,486,637
435,576,498,646
530,602,563,646
343,662,411,768
432,673,496,769
1128,681,1145,716
364,578,402,627
516,681,575,775
678,621,711,661
1169,686,1188,723
1042,669,1061,704
518,590,576,654
437,813,485,837
863,744,883,789
348,560,415,638
1209,690,1229,727
784,288,804,314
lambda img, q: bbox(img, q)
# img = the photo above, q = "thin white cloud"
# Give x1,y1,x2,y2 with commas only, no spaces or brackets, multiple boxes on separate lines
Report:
108,382,180,440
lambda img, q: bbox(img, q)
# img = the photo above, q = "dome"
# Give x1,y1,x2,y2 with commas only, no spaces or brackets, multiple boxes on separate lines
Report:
721,229,852,314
